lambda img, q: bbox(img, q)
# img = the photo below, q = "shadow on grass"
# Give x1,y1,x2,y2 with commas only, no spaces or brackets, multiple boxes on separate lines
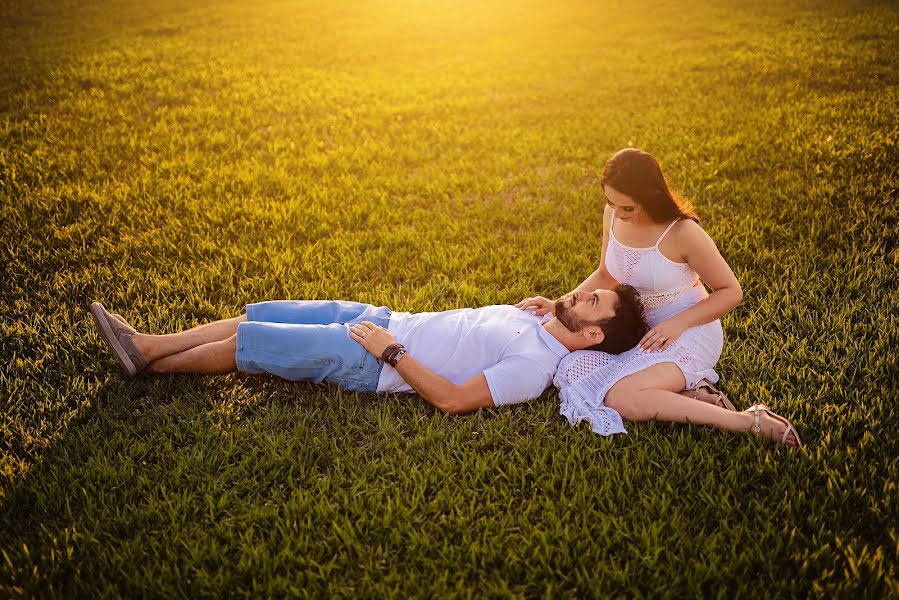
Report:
0,369,531,594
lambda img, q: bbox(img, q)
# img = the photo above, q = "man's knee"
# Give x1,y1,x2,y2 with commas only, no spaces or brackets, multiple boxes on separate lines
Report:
219,334,238,371
223,333,238,358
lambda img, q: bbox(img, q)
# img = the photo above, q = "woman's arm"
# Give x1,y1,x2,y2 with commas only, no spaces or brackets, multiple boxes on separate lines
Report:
576,204,619,292
640,220,743,352
675,220,743,327
518,205,618,315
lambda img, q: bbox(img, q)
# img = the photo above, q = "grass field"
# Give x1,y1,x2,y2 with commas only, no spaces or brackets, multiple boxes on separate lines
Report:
1,0,898,596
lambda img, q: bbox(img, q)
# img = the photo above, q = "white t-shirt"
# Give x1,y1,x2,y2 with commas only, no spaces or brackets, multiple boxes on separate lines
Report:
376,305,570,406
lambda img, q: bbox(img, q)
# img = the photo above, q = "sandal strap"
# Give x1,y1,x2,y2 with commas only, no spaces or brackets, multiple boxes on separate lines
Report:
699,379,718,394
780,422,801,446
745,405,800,447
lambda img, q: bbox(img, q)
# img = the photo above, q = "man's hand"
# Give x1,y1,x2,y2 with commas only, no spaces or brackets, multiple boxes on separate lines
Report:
352,321,495,414
514,296,555,316
349,321,397,359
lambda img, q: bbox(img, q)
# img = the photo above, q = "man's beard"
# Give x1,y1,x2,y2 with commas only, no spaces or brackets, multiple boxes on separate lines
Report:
554,297,582,332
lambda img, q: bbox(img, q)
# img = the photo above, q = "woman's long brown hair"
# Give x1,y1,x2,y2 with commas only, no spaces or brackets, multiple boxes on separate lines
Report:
601,148,699,223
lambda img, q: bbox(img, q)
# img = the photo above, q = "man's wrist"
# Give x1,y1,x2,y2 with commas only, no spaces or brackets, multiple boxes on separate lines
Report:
381,343,406,367
392,348,407,366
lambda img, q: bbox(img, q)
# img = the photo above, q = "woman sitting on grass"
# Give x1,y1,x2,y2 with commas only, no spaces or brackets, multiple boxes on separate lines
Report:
517,148,801,447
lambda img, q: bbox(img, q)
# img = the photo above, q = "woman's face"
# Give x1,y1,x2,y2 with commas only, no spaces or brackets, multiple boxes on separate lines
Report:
603,185,645,224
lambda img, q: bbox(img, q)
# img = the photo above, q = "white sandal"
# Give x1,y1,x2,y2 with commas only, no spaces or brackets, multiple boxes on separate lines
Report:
694,379,735,411
745,404,802,448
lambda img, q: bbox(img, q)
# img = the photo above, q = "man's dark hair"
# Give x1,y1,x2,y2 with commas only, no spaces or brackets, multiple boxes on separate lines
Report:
586,284,648,354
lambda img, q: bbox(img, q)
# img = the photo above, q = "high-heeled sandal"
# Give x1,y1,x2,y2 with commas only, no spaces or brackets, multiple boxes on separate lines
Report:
745,404,802,448
694,379,736,411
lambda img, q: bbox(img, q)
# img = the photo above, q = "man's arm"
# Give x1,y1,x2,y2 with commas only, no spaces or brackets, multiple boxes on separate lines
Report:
349,321,494,415
393,356,494,415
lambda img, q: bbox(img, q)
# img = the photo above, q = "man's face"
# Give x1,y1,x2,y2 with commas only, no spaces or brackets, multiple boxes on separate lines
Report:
554,289,619,333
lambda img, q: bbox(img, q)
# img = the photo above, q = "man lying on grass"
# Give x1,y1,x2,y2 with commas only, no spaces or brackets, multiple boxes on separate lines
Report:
90,286,647,414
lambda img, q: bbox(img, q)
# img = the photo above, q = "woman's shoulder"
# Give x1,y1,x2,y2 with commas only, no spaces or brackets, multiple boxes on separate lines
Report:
602,203,614,229
670,217,707,239
667,217,717,254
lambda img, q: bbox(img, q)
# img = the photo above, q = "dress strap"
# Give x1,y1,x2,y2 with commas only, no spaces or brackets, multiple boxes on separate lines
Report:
609,209,616,234
654,218,681,247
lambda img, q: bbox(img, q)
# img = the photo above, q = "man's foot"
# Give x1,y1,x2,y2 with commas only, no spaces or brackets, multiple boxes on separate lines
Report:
108,313,160,364
90,302,150,377
110,314,158,363
744,405,801,448
111,313,135,333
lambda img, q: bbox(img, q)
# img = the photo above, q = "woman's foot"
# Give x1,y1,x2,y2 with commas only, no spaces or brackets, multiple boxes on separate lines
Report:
679,383,734,410
743,405,801,448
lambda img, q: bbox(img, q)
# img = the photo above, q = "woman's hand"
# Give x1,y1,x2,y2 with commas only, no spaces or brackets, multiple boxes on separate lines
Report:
349,321,397,358
515,296,556,316
639,316,689,352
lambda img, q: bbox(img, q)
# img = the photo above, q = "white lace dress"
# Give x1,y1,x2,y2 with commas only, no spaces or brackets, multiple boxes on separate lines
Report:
556,215,724,436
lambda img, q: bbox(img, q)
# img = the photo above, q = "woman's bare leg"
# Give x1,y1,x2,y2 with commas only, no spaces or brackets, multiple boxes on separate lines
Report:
148,335,238,375
605,362,798,446
131,315,246,362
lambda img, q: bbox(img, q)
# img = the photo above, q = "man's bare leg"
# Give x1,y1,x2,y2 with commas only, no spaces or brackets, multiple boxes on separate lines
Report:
131,316,246,363
148,335,238,375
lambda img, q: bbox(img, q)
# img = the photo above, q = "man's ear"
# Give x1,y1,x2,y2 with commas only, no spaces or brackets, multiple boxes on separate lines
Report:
582,326,604,346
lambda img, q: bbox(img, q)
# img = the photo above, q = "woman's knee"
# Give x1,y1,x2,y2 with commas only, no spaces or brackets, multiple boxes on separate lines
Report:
605,382,645,420
604,363,686,421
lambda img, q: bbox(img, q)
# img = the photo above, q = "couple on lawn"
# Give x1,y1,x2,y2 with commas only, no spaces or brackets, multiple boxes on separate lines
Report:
91,148,801,448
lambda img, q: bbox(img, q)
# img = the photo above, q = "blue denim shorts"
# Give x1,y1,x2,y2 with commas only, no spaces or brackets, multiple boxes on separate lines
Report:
235,300,391,392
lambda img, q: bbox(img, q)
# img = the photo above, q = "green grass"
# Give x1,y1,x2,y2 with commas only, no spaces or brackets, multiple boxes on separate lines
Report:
1,0,897,596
